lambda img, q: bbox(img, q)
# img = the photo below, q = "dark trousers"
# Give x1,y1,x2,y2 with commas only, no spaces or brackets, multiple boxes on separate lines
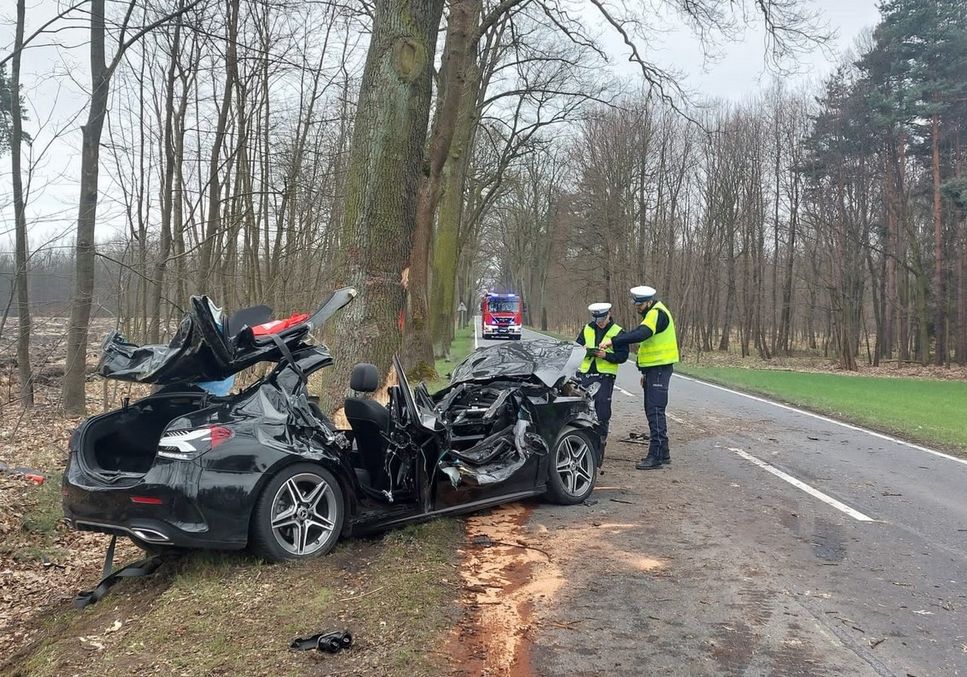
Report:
579,372,615,442
642,364,673,458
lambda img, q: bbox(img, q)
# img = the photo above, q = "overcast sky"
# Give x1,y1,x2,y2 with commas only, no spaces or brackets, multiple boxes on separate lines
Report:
0,0,881,249
627,0,880,100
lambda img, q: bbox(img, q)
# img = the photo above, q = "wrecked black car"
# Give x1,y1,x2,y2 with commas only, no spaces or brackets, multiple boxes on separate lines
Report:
63,290,602,561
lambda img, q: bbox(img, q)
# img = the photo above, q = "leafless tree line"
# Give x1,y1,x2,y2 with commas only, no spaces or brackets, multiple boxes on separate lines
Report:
495,72,967,370
2,0,841,414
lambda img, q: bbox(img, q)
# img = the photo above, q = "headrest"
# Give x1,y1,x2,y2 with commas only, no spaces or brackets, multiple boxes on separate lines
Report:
349,363,380,393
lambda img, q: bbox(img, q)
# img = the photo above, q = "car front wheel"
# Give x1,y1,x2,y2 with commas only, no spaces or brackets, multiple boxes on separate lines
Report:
545,428,597,505
250,463,345,561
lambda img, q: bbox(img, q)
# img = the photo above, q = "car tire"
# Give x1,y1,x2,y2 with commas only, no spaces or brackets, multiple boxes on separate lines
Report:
544,428,598,505
250,463,345,561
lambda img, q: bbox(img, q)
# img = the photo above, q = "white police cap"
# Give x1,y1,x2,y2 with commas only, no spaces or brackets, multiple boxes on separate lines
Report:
588,302,611,318
630,285,656,302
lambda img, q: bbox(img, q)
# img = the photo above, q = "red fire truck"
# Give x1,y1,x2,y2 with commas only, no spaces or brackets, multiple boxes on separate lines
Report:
480,292,523,340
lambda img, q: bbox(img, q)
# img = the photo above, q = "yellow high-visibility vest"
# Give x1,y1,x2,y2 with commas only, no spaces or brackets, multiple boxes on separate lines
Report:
579,323,622,375
636,301,679,367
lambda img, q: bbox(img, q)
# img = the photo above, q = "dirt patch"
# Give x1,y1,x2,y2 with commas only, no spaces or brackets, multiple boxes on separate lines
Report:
0,391,145,661
448,503,564,676
2,521,464,677
447,488,673,677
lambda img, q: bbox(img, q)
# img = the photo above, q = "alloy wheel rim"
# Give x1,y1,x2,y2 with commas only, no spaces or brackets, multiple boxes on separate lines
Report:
270,472,337,556
556,435,593,497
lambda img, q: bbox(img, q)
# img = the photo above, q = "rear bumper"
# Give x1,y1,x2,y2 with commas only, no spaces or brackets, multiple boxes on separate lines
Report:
64,515,243,550
62,457,246,550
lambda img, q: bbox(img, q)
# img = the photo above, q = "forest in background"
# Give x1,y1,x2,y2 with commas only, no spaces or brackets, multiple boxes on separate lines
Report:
1,0,965,415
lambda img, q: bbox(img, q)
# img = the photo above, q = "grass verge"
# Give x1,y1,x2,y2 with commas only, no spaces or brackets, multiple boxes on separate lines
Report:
427,325,476,393
4,520,463,677
676,364,967,451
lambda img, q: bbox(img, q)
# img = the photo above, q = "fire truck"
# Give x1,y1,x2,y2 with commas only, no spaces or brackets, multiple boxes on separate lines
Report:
480,292,523,340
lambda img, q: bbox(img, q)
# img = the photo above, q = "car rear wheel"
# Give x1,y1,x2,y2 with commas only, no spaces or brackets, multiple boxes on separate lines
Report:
250,463,345,561
545,429,597,505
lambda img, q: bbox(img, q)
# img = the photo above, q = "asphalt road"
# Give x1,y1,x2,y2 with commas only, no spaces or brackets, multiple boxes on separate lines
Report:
474,322,967,676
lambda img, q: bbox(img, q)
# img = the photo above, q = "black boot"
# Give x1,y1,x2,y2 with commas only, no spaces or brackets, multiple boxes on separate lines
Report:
660,447,671,464
635,454,663,470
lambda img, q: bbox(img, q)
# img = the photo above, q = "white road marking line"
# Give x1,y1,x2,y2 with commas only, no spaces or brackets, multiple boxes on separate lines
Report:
473,317,479,349
615,385,636,398
667,413,686,425
676,373,967,468
727,447,875,522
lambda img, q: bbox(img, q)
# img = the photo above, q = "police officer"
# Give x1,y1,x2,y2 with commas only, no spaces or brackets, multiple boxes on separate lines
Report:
600,286,679,470
575,303,628,461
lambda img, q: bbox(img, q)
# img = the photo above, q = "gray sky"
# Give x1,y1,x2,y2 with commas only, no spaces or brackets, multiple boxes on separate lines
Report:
594,0,880,101
0,0,881,249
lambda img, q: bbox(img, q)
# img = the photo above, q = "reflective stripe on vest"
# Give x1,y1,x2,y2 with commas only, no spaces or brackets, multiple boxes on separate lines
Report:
636,301,679,367
579,323,622,375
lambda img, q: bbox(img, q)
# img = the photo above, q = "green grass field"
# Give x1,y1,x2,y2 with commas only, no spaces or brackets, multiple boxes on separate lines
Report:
676,364,967,451
426,325,476,392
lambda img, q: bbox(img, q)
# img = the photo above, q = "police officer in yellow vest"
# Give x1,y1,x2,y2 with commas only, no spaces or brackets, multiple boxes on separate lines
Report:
600,286,679,470
575,303,628,461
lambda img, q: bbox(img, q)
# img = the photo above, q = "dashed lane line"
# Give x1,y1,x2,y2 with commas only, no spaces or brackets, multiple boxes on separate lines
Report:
728,446,875,522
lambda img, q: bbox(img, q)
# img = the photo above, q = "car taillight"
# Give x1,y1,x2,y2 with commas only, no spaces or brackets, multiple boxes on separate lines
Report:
157,425,233,461
130,496,164,505
210,425,233,448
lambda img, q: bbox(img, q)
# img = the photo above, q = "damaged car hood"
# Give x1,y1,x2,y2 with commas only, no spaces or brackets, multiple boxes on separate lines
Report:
448,339,583,388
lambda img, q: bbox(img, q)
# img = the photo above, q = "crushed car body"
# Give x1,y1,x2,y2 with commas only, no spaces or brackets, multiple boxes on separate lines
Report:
63,291,603,560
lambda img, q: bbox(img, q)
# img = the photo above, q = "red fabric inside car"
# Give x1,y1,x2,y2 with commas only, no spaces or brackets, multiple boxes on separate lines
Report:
251,313,309,336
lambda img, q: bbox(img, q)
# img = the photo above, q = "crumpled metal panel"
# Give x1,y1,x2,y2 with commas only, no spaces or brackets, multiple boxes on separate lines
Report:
435,380,555,488
449,339,583,388
97,289,356,386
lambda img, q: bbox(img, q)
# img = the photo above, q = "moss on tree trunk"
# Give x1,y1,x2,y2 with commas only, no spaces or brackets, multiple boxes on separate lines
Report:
318,0,445,411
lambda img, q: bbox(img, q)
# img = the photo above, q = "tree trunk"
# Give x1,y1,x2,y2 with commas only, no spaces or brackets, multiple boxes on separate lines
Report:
958,221,967,365
778,177,796,354
148,4,185,343
63,0,109,415
718,233,735,352
11,0,33,407
404,0,479,376
429,144,468,357
10,0,34,407
319,0,445,411
931,111,945,365
197,0,240,294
